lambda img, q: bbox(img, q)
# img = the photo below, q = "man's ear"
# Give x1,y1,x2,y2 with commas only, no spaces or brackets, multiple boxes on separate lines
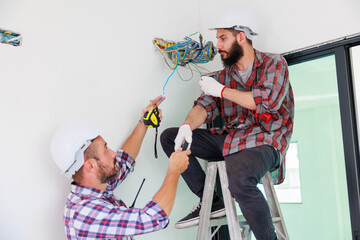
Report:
237,31,247,46
83,159,98,174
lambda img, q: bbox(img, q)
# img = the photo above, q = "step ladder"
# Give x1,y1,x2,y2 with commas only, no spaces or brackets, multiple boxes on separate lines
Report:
197,160,289,240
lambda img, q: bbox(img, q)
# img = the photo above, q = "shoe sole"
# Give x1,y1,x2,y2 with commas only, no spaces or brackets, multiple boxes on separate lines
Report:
175,208,226,229
210,208,226,218
175,216,200,229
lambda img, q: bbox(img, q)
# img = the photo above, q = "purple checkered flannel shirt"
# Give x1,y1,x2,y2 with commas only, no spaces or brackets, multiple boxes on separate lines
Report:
195,49,295,184
64,150,169,239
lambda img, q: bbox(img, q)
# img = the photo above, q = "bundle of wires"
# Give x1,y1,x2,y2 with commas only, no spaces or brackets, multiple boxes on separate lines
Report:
153,32,216,68
0,28,22,46
153,32,217,95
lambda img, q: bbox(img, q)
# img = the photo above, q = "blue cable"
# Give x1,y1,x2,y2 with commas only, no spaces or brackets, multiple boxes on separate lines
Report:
160,53,179,101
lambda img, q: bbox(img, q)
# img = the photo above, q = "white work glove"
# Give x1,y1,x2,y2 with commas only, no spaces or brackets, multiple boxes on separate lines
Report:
199,76,226,98
174,123,192,151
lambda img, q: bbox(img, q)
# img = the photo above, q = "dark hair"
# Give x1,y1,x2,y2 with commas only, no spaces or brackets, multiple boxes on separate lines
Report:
228,29,253,46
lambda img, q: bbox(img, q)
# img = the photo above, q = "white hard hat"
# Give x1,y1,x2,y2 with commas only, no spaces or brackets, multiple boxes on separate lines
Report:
209,7,259,40
51,121,100,178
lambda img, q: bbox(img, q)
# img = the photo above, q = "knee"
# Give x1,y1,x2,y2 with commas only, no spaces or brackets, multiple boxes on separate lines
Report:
226,167,258,199
160,128,178,154
160,128,178,144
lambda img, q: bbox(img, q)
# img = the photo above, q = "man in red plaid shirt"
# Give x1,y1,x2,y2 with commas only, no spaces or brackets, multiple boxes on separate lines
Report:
161,7,294,240
51,95,190,240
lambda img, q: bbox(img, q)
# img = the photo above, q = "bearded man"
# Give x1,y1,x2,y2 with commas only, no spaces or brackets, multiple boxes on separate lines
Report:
51,96,191,240
160,7,294,240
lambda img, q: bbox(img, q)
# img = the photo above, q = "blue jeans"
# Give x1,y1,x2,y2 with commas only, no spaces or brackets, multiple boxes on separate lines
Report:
160,127,279,240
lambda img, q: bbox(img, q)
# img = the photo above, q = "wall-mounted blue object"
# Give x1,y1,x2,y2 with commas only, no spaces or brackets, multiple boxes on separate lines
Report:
0,28,22,46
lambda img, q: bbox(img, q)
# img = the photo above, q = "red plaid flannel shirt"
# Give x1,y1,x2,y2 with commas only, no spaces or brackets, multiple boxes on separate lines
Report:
195,50,294,184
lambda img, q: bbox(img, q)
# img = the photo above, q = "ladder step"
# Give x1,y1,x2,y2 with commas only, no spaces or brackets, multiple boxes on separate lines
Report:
208,216,282,228
208,215,247,228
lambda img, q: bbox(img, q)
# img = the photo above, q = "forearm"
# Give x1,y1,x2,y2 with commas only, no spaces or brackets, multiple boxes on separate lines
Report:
222,88,256,110
121,121,148,160
152,169,180,216
184,105,207,130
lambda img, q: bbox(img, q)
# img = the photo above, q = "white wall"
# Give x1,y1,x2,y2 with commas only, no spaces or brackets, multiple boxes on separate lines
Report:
199,0,360,54
1,0,360,240
0,0,202,239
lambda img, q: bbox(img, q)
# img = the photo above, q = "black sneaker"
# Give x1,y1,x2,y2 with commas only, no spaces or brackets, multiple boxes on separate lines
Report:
174,199,226,229
210,197,226,219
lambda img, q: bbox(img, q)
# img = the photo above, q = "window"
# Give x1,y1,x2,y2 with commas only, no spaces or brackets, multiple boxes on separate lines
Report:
283,34,360,240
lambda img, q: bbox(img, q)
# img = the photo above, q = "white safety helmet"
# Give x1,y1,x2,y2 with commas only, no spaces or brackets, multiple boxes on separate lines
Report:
209,7,259,40
51,121,100,178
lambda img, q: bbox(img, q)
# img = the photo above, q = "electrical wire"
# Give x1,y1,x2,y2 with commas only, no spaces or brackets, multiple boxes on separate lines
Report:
153,32,216,96
175,63,203,82
163,33,216,66
162,53,179,96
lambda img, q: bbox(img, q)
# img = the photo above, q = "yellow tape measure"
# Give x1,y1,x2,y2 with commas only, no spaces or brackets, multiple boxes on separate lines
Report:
143,102,161,128
143,102,161,158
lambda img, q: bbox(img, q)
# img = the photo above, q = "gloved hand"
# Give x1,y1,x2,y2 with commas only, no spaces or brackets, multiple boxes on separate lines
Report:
174,123,192,150
199,76,226,98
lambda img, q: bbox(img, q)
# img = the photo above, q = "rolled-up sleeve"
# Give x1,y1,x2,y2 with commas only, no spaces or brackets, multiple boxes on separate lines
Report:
194,93,221,123
107,150,135,191
252,55,289,115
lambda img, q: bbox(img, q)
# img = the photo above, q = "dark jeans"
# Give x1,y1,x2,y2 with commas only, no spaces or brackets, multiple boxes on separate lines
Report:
160,127,279,240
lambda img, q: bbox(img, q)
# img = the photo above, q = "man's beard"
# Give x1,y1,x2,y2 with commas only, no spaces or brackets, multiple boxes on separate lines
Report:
219,40,244,68
98,158,120,183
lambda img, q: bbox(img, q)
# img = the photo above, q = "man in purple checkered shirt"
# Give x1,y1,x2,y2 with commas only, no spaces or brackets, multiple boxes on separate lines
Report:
160,7,294,240
51,95,190,240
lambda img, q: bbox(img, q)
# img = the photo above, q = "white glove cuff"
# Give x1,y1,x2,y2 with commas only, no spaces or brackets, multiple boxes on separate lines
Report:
220,86,225,98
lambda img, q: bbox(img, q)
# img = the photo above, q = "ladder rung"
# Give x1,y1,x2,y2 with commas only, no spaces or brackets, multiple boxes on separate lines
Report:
208,215,248,228
177,215,284,229
208,215,283,228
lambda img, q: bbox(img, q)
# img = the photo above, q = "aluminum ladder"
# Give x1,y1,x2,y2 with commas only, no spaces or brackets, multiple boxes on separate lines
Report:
196,160,290,240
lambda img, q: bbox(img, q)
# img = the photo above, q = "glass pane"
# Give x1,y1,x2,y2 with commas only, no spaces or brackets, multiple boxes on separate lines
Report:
275,141,302,203
282,55,352,240
351,45,360,146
